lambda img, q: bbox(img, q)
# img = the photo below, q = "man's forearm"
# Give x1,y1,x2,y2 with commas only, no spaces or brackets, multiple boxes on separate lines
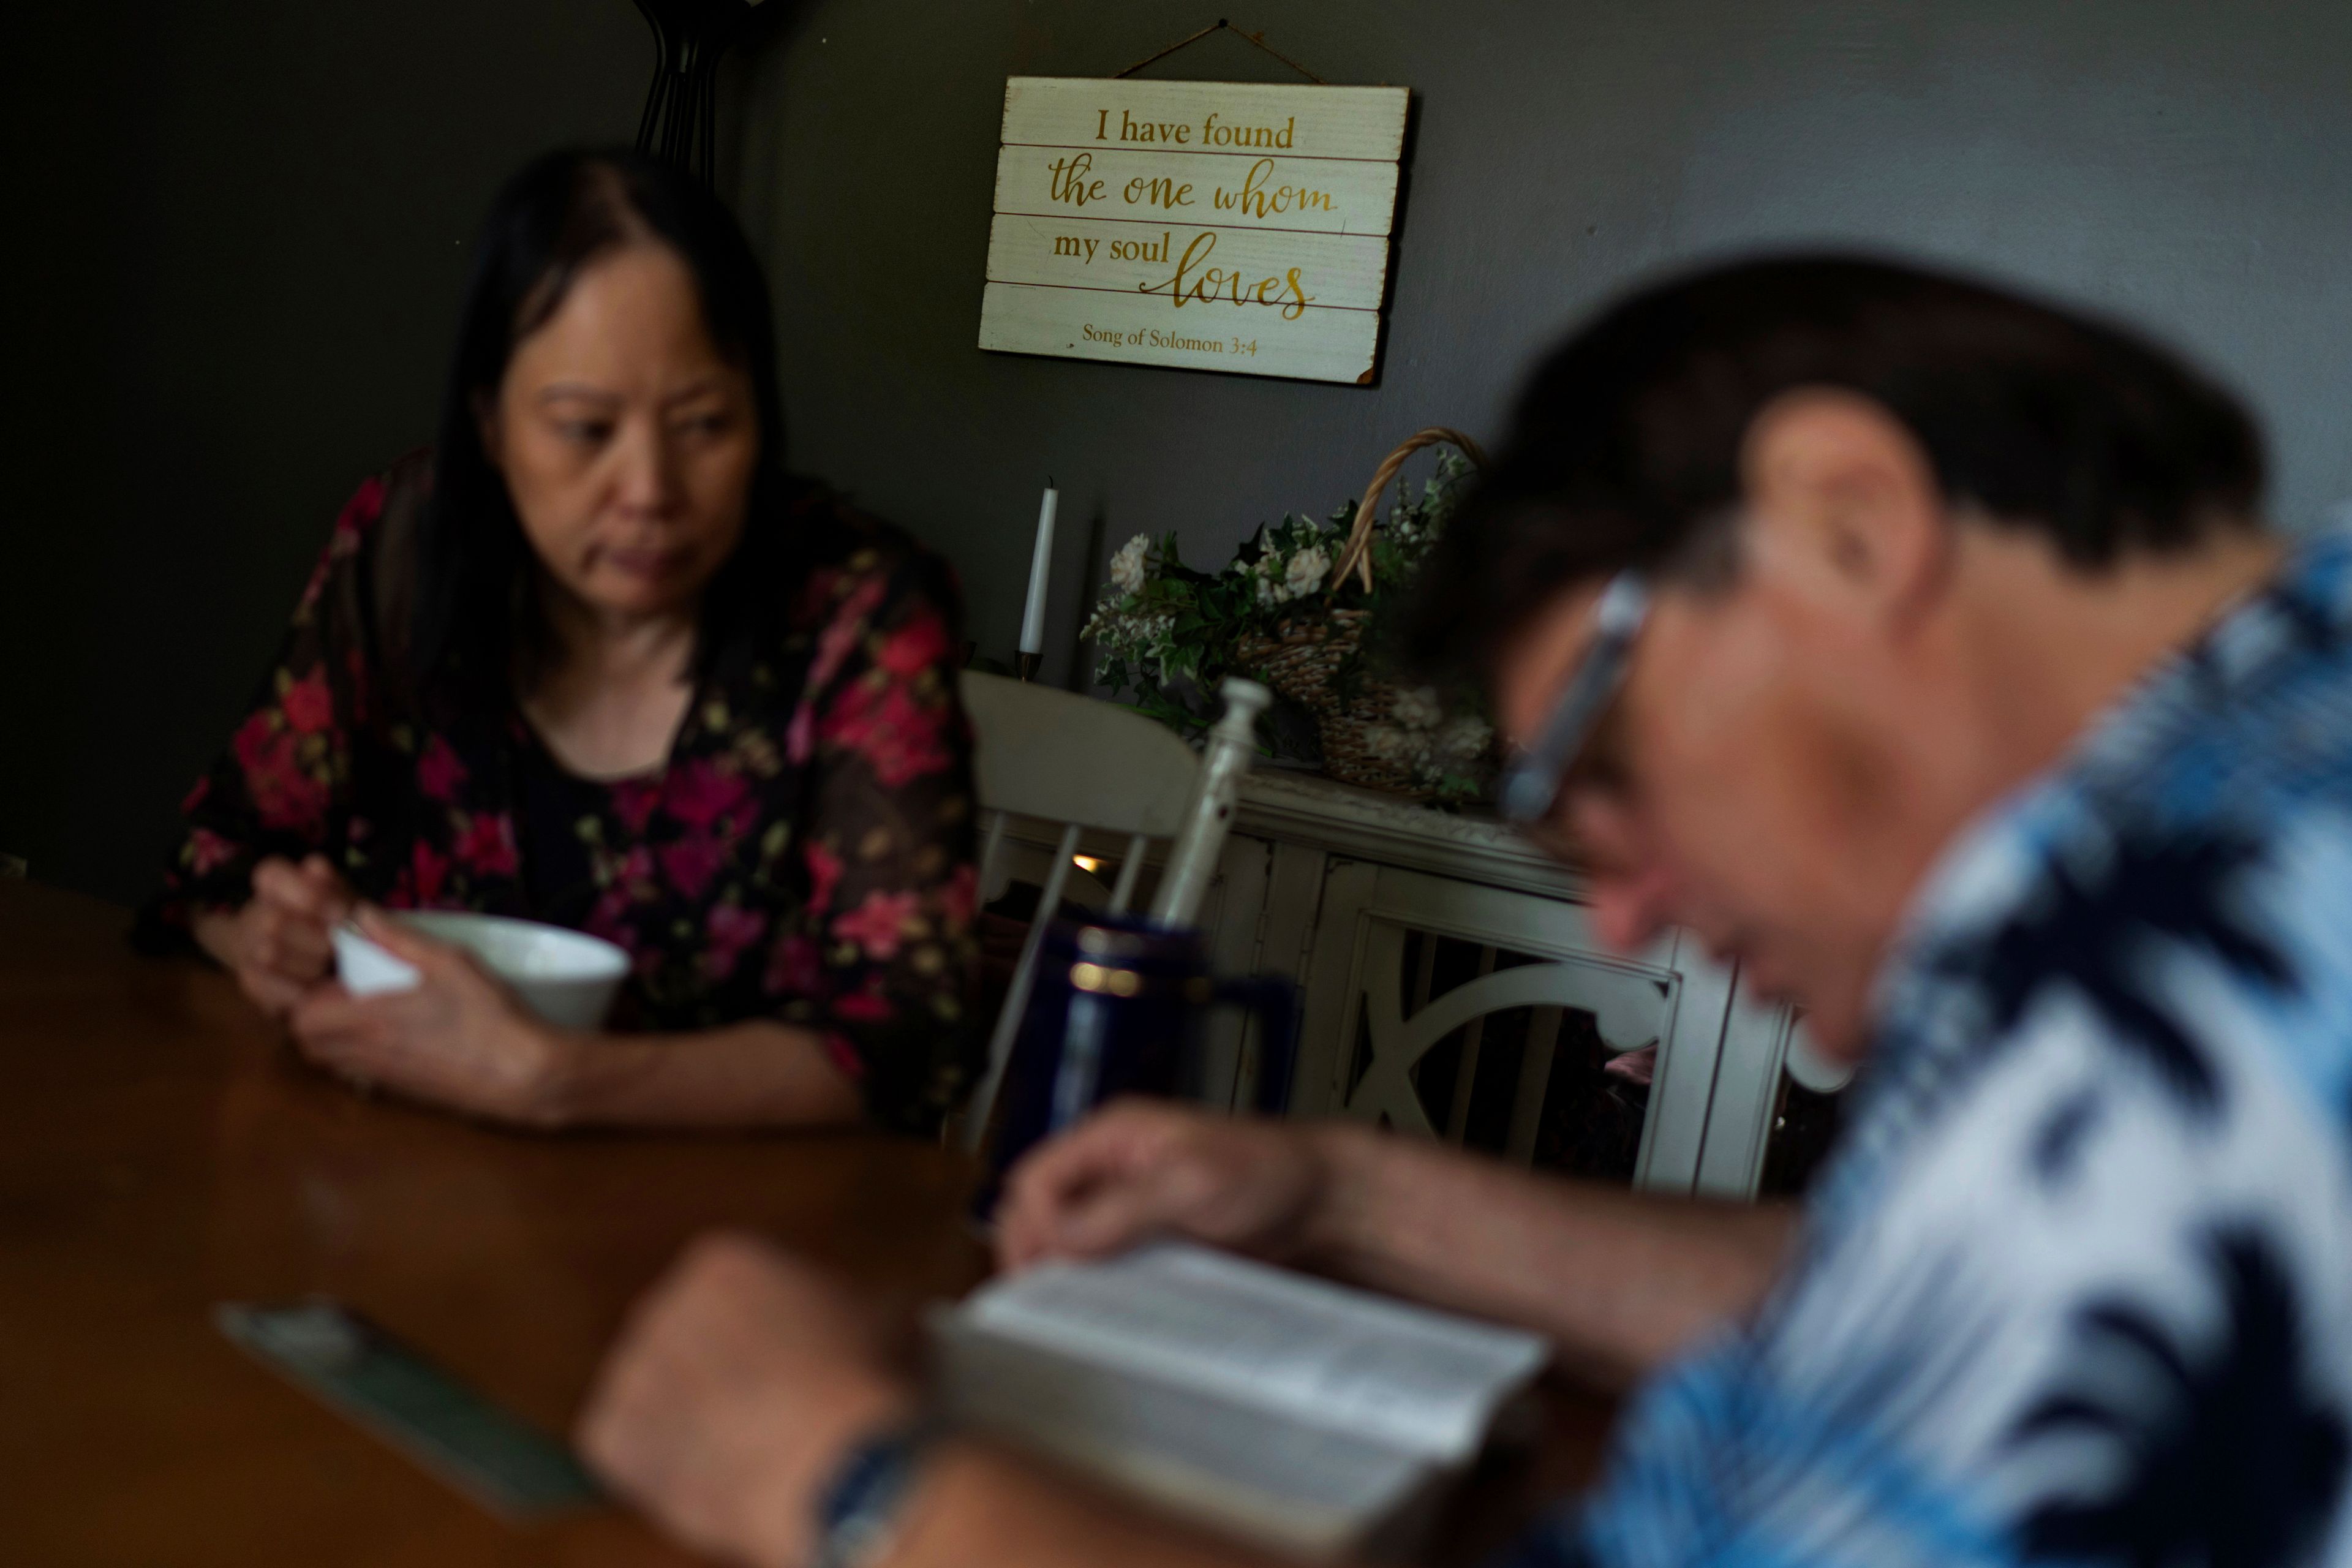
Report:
1300,1123,1796,1384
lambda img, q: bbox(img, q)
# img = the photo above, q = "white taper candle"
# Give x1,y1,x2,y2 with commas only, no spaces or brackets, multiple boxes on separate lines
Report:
1018,480,1058,655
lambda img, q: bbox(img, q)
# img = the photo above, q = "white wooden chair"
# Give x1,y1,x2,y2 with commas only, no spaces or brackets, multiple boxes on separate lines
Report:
1287,861,1799,1196
956,672,1250,1150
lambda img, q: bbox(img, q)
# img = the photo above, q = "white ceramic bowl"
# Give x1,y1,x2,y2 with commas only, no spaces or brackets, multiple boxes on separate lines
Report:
332,911,630,1031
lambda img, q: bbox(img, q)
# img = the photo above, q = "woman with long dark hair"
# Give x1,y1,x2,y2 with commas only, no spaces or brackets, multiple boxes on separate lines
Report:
143,149,979,1135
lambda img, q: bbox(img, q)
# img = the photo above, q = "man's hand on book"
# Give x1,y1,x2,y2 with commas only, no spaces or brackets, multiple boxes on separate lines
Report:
579,1232,916,1568
997,1101,1337,1272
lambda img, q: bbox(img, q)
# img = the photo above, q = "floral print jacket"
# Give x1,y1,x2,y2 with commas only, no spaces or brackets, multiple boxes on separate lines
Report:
145,453,982,1136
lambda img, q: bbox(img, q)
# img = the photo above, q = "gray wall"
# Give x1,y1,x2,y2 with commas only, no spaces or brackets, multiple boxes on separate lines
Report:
739,0,2352,692
6,2,650,902
11,1,2352,903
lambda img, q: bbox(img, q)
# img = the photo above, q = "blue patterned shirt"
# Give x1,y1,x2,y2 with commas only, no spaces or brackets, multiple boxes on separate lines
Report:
1508,525,2352,1568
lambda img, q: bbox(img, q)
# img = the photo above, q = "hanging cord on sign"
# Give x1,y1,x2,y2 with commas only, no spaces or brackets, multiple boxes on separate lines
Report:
1115,19,1329,85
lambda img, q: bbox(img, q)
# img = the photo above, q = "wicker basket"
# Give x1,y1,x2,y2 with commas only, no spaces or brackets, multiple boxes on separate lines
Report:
1234,428,1487,799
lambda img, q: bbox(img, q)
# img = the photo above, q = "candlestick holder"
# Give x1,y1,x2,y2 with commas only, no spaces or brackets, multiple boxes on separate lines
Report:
1016,652,1042,683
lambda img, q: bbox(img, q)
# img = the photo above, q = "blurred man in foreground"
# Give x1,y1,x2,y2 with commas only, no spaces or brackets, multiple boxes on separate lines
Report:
579,256,2352,1567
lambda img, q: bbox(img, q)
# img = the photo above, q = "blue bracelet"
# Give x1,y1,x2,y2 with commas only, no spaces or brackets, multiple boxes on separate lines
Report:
812,1414,943,1568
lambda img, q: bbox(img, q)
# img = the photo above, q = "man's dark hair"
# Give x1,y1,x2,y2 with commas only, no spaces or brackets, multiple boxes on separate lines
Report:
410,146,803,714
1403,254,2266,682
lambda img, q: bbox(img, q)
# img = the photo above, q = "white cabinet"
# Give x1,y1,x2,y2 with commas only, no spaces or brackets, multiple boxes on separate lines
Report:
1208,771,1798,1199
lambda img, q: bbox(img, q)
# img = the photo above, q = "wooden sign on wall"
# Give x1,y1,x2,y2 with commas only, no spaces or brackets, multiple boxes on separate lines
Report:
978,77,1410,385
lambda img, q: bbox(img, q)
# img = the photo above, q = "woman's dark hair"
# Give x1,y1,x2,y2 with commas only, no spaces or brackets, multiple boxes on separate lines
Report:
1403,252,2267,682
409,146,800,712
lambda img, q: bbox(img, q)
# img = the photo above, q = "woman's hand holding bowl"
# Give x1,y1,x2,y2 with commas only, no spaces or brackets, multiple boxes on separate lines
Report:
209,854,355,1019
290,907,580,1127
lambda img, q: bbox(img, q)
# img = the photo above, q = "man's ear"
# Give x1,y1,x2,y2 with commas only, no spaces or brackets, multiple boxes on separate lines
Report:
1740,389,1950,630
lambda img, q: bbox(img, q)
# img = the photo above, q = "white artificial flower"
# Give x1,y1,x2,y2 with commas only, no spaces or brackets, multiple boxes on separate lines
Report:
1392,685,1442,730
1438,715,1493,760
1362,726,1404,760
1284,543,1330,600
1109,534,1152,596
1083,601,1137,643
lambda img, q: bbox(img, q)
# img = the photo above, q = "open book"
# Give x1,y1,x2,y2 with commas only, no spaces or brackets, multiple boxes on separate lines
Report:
929,1242,1550,1558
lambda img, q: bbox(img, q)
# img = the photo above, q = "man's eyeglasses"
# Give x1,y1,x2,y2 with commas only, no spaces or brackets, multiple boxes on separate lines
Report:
1497,572,1650,826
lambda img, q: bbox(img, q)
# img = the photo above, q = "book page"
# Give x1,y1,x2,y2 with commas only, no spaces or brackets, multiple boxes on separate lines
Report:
932,1310,1433,1557
959,1242,1547,1461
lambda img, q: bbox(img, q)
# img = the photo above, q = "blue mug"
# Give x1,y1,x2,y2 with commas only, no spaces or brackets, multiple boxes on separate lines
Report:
978,913,1300,1215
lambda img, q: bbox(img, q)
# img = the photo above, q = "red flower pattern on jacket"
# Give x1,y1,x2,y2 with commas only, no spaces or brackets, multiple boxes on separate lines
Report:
189,828,238,878
610,777,662,835
418,736,467,803
785,699,816,766
704,902,769,981
229,712,331,832
804,840,845,914
833,888,921,960
658,835,728,901
831,989,894,1024
807,575,888,690
876,612,952,679
453,812,519,878
818,679,952,789
281,669,336,735
298,474,385,609
588,846,657,945
398,841,450,907
664,758,753,832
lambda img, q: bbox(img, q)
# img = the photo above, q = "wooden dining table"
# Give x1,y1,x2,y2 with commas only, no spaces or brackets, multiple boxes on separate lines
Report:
0,878,1615,1566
